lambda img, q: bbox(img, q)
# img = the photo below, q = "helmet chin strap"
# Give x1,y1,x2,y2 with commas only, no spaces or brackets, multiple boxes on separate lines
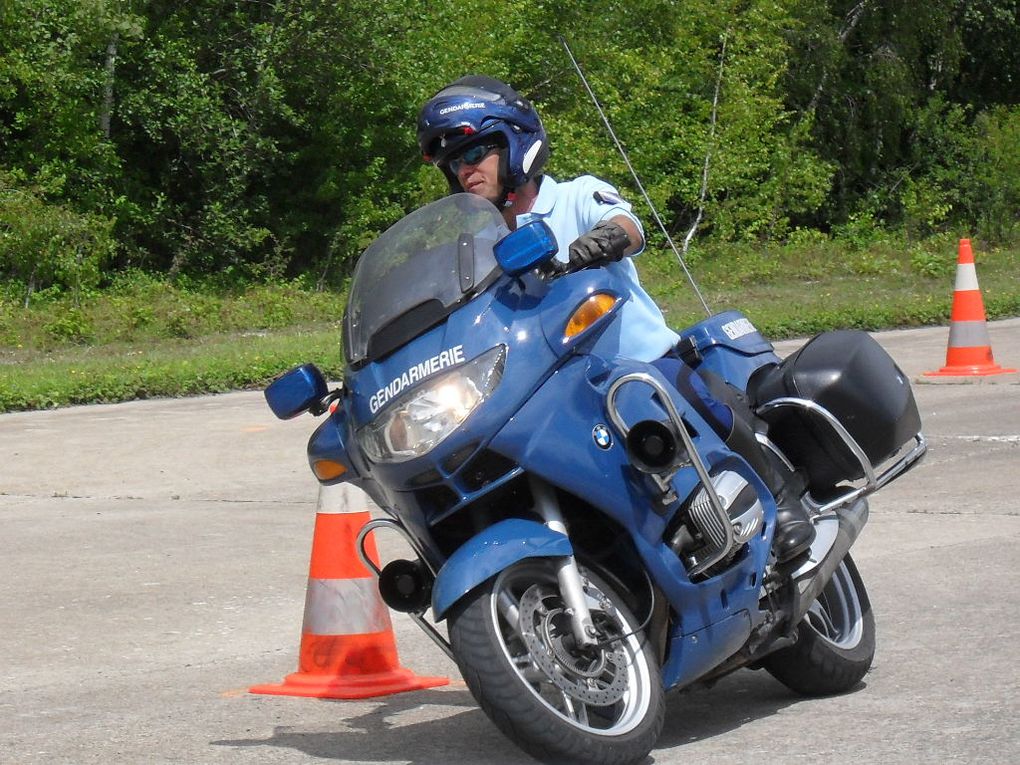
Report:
496,148,515,208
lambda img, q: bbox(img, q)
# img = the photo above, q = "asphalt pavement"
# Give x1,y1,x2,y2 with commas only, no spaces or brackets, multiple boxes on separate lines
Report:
2,319,1018,764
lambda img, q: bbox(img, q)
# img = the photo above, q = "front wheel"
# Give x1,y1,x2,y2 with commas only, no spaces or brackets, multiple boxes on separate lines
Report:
763,552,876,696
448,560,664,765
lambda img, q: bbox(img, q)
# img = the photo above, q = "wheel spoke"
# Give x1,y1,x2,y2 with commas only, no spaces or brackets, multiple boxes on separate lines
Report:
512,654,547,684
521,666,548,685
560,691,590,726
497,590,521,633
802,562,866,649
807,600,837,638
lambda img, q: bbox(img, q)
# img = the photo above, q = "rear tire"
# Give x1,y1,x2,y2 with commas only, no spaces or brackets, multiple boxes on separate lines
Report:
763,553,875,696
448,560,664,765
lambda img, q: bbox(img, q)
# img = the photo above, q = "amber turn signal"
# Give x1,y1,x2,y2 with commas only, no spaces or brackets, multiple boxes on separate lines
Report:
564,293,618,340
312,459,347,481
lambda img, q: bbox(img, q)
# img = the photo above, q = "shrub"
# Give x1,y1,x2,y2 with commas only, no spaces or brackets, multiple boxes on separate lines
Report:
43,308,94,344
0,172,115,304
832,211,890,252
845,250,899,277
908,236,958,279
972,107,1020,243
0,300,15,345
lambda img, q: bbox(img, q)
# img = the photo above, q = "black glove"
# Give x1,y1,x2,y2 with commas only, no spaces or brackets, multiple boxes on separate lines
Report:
566,220,631,270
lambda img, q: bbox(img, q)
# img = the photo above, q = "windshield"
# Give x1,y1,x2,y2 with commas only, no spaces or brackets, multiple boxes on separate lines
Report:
344,194,510,366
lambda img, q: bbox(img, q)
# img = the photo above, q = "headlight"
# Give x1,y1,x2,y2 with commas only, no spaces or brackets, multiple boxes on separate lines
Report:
360,345,506,463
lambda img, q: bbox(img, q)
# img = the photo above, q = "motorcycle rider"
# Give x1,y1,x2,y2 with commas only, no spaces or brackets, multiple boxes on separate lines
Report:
417,75,814,562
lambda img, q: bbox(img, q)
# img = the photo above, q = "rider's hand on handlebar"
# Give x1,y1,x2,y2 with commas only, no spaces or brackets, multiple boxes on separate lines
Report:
543,258,570,278
566,220,631,271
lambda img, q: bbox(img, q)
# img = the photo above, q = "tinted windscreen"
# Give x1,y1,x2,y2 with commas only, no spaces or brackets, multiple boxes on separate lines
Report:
344,194,509,366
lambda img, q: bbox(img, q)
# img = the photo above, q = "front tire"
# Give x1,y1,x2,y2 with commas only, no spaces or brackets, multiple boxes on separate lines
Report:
763,553,876,696
448,560,664,765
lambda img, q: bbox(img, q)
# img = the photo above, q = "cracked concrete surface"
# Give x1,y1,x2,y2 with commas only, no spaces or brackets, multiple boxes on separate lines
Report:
1,319,1018,764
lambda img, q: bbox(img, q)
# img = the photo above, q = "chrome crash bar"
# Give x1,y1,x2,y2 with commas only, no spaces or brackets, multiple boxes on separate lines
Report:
356,518,455,661
755,397,928,515
606,372,735,576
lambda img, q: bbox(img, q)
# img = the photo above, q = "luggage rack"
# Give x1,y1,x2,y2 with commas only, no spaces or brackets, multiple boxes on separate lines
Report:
755,396,928,515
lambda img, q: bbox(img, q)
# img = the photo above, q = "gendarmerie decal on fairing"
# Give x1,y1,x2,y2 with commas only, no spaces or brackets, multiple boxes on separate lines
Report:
369,344,467,414
721,317,757,340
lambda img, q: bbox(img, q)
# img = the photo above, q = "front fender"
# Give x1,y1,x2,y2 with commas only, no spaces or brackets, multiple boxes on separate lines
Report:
432,519,572,621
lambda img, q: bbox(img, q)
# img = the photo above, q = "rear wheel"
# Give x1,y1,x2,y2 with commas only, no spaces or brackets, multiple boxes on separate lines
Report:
763,553,875,695
448,559,664,765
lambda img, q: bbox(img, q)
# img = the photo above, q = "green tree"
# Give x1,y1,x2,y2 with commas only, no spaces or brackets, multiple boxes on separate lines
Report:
2,0,1017,291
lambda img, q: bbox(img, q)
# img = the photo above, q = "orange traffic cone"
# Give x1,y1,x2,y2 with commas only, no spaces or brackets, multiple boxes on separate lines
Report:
250,483,448,699
924,239,1016,377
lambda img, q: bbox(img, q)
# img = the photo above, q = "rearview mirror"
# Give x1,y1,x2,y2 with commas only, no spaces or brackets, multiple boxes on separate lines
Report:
494,220,558,276
265,364,329,419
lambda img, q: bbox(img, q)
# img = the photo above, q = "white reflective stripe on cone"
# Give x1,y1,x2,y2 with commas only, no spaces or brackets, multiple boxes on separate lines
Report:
954,263,980,292
302,577,393,635
316,482,370,515
947,319,993,348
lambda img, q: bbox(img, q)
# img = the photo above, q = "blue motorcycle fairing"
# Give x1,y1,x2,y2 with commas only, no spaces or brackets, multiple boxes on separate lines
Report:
490,356,778,638
432,518,573,620
325,269,630,554
345,274,558,429
678,310,781,390
346,268,628,432
663,610,754,689
306,396,372,485
491,356,725,542
306,408,353,484
539,269,625,357
340,267,637,504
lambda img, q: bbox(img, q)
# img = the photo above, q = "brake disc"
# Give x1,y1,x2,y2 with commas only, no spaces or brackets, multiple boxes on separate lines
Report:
516,583,629,706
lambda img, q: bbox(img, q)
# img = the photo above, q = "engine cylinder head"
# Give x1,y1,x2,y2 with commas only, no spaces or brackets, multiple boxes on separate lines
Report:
676,471,765,574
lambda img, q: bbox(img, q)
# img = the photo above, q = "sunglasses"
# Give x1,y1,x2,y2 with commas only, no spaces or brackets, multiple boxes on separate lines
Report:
447,142,499,173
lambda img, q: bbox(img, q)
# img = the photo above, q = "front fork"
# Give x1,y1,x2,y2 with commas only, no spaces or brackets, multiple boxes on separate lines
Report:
529,476,599,648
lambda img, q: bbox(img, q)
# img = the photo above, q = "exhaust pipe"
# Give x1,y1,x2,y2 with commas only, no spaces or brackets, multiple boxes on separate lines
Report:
789,499,869,626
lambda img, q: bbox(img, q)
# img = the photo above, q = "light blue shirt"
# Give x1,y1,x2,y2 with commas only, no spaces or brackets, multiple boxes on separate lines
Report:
516,174,680,362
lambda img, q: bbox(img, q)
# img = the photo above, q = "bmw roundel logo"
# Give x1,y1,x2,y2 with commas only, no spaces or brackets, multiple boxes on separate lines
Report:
592,424,613,450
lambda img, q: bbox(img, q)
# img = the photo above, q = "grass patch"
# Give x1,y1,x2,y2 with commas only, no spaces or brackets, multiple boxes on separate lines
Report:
642,235,1020,337
0,270,348,349
0,326,344,412
2,236,1018,413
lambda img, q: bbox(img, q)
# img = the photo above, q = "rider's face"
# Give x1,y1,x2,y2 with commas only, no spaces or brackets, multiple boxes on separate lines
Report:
455,149,501,204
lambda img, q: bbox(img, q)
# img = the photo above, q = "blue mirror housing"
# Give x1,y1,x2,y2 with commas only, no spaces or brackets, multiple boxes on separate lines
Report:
494,220,559,276
265,364,329,419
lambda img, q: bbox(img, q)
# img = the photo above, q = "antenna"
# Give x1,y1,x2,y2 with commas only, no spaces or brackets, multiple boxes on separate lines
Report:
559,36,712,317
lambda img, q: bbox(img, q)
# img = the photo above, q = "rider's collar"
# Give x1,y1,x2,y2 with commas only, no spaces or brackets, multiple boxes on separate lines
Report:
528,174,557,216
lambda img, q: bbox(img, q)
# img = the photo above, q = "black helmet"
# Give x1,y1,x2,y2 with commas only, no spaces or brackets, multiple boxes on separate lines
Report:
417,75,549,193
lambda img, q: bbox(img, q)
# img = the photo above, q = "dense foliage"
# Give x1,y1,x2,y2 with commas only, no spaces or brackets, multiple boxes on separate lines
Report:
1,0,1018,296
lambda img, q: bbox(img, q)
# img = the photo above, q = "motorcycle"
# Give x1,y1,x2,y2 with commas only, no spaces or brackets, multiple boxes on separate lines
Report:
265,193,926,765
